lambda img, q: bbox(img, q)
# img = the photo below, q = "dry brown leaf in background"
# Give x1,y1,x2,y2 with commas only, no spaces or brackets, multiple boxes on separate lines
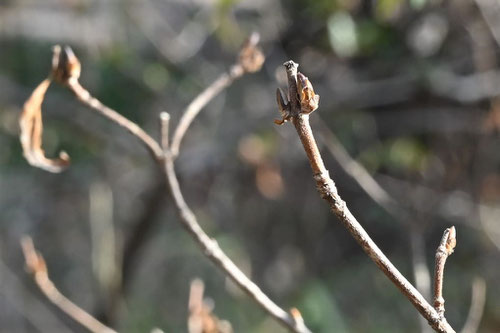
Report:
19,78,70,173
188,279,233,333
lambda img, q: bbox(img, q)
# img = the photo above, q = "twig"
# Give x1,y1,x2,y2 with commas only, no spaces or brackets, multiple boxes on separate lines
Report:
162,116,310,332
433,227,457,318
51,45,164,161
67,79,164,161
410,226,433,333
461,277,486,333
20,236,117,333
188,278,233,333
278,60,456,333
160,111,171,151
316,118,408,220
170,32,264,158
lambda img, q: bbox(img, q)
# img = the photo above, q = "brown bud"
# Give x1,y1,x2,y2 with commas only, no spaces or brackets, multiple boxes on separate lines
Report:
51,45,81,84
297,72,320,114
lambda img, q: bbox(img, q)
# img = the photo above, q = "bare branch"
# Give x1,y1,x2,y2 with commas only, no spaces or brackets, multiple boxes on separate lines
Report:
433,227,457,318
170,32,264,158
316,118,407,220
51,45,164,161
160,111,171,152
461,277,486,333
278,60,456,333
20,236,117,333
163,154,310,333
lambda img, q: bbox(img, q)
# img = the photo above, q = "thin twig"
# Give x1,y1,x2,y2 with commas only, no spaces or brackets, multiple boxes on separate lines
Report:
50,44,163,161
20,236,117,333
170,32,263,158
316,118,408,220
163,154,310,333
279,60,456,333
170,67,242,158
461,277,486,333
433,227,457,318
67,79,164,161
160,111,171,152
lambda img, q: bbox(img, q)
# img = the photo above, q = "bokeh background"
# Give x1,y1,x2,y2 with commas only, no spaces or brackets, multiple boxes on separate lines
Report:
1,0,500,332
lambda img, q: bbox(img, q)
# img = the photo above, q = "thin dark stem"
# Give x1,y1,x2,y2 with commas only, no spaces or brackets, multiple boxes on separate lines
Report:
281,60,456,333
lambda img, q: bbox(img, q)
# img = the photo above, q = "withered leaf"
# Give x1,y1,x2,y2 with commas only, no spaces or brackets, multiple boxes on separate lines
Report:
19,78,70,173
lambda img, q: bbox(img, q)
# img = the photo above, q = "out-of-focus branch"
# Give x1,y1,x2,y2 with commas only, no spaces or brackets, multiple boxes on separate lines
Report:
162,114,311,333
170,32,264,158
433,227,457,317
473,0,500,48
411,227,433,333
316,117,409,221
50,45,164,161
20,236,117,333
461,277,486,333
278,60,456,333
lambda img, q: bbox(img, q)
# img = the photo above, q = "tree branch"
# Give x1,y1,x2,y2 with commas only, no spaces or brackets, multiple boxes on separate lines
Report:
170,32,264,158
433,227,457,318
20,236,117,333
162,116,311,333
278,60,456,333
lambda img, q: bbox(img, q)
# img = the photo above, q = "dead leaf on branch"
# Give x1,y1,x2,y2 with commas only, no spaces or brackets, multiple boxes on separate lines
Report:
19,78,70,173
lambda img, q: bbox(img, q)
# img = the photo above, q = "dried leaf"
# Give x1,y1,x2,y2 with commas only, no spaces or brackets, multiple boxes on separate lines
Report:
19,78,70,172
297,72,320,114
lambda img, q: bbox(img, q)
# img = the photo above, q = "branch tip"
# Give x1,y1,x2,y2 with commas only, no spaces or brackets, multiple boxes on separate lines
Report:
238,32,265,73
283,60,298,72
51,44,81,84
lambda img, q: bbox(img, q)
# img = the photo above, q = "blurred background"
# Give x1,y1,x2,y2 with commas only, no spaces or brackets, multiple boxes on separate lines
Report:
1,0,500,332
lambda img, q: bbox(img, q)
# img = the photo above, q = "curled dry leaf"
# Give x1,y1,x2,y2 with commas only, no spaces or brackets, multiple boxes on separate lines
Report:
297,72,319,114
19,78,70,173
